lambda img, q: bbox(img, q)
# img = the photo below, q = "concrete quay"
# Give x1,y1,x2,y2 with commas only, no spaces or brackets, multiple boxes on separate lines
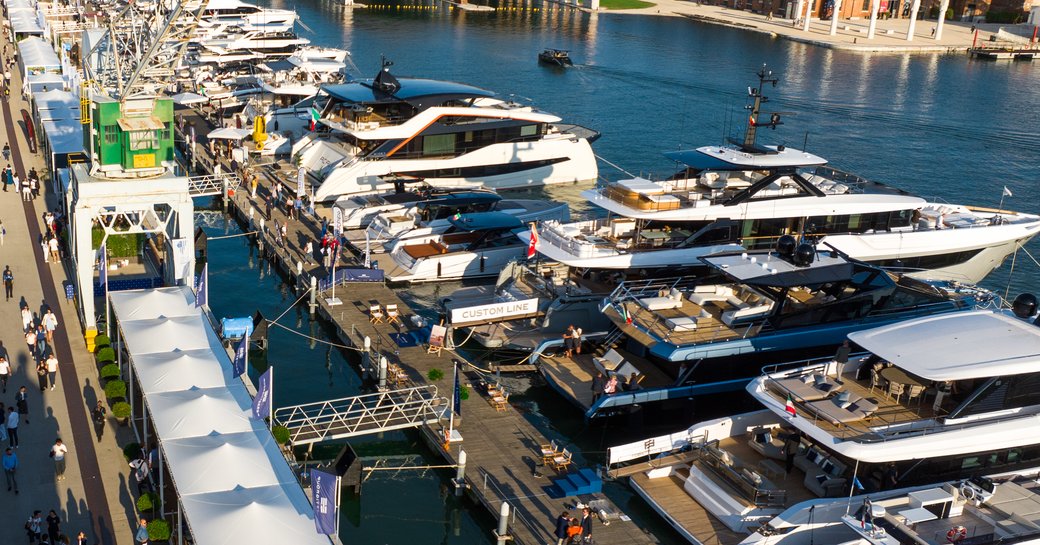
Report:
605,1,1013,53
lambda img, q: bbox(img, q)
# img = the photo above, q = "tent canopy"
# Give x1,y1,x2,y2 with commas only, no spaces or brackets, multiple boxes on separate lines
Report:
145,386,262,440
208,127,252,140
180,484,330,545
41,121,83,156
132,349,236,394
162,432,297,496
110,286,199,321
24,73,65,94
171,92,208,105
18,37,60,72
34,89,79,113
10,10,44,35
119,315,220,355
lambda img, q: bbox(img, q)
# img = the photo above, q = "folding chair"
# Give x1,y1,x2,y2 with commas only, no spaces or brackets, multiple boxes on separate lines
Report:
551,448,573,472
492,391,509,412
386,304,401,325
540,440,559,465
369,305,384,324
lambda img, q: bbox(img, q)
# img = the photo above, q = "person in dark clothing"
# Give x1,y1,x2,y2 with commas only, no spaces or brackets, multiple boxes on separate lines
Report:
579,507,594,542
3,266,12,301
834,340,851,384
553,511,571,545
882,463,899,489
590,373,605,404
782,429,802,473
46,510,61,544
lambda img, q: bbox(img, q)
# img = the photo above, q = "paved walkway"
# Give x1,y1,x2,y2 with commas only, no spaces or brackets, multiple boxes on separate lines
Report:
0,28,138,545
603,1,1013,52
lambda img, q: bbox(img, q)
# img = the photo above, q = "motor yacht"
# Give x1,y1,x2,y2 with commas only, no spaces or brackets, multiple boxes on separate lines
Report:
343,188,570,254
273,59,599,201
520,67,1040,284
201,0,299,33
199,30,311,58
382,212,542,283
605,296,1040,544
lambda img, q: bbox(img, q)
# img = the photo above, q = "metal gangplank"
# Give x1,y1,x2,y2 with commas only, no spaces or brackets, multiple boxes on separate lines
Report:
188,174,240,197
274,386,447,445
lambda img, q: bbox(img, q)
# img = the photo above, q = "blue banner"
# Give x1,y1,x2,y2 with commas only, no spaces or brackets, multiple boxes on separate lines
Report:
232,335,248,378
195,263,208,308
452,363,461,416
99,244,107,290
311,468,338,535
252,367,272,420
318,268,385,290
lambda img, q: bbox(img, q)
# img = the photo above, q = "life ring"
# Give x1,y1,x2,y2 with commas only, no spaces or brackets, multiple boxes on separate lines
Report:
946,526,967,543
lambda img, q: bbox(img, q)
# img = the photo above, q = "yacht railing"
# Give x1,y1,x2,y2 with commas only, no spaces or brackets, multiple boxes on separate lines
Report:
700,440,787,508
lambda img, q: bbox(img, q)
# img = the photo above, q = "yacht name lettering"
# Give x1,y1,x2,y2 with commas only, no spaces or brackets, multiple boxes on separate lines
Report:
451,299,538,323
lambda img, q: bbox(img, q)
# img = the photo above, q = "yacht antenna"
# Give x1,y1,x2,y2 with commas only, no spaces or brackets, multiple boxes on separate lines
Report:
803,131,810,151
743,64,781,149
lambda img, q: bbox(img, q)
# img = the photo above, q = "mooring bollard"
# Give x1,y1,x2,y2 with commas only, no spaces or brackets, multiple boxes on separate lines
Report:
378,355,388,391
308,276,317,315
495,502,510,545
454,450,467,496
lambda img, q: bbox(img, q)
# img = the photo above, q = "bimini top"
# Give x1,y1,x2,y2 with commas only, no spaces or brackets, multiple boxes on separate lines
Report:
664,145,828,171
848,310,1040,381
701,250,855,288
448,212,523,232
323,78,495,108
424,191,501,206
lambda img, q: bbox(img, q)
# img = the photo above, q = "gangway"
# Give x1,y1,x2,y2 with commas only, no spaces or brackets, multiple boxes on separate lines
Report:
188,173,240,197
274,385,447,445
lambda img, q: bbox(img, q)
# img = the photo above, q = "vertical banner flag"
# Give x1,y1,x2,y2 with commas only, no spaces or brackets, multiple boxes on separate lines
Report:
195,263,208,308
453,361,462,416
311,468,339,535
526,223,538,259
332,205,343,236
99,243,108,290
252,367,272,419
296,166,306,197
232,334,248,378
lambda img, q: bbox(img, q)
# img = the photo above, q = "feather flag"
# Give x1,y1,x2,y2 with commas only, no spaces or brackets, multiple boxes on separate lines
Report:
785,394,797,417
1003,186,1013,197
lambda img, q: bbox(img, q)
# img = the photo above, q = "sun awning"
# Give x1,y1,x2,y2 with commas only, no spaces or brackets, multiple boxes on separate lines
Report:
162,432,298,496
208,127,252,140
170,92,209,105
117,116,165,131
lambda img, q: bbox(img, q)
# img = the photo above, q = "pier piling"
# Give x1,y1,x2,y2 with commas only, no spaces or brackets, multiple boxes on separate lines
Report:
496,502,511,545
454,450,467,496
309,276,317,315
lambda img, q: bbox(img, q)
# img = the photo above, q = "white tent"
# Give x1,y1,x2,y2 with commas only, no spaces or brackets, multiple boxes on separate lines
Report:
34,89,79,122
9,9,44,37
110,286,199,321
162,432,297,496
41,121,82,155
208,127,252,140
119,315,221,355
133,349,235,394
170,92,209,105
18,37,60,76
24,73,65,94
180,484,331,545
145,386,262,440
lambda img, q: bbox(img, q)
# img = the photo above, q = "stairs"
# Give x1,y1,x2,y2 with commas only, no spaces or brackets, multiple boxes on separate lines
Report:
549,468,603,497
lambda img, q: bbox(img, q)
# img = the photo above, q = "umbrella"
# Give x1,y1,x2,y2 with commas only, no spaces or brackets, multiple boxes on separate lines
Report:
207,127,252,141
170,92,209,105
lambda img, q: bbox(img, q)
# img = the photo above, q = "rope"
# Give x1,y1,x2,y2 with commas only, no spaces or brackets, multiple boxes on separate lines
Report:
594,154,636,178
268,288,312,327
1019,243,1040,270
207,231,258,240
267,320,366,353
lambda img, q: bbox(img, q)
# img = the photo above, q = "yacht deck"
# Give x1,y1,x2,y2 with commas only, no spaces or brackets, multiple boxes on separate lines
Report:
603,298,747,347
631,470,748,545
538,349,674,410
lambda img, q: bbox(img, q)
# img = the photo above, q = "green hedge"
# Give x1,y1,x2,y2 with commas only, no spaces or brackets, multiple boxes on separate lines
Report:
137,492,161,513
148,520,171,542
123,442,142,462
104,379,127,400
427,369,444,382
94,334,111,351
112,401,131,419
96,347,116,364
92,227,144,258
273,425,290,445
100,364,121,381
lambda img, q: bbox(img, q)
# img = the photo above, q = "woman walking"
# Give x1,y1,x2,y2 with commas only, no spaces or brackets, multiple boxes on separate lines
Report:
36,359,49,392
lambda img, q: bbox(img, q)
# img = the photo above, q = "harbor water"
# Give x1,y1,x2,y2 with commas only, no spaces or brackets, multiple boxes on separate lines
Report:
202,3,1040,544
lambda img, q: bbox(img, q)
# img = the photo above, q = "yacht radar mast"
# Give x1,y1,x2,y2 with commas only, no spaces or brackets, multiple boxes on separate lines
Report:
741,65,783,151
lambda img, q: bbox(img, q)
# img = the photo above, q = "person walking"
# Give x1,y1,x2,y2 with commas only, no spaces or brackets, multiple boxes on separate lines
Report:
554,511,571,545
43,308,58,344
1,142,8,160
50,438,68,480
834,339,851,384
36,359,49,392
3,265,13,300
21,306,33,331
45,510,61,544
129,455,151,494
20,174,30,202
580,507,594,543
92,400,106,441
48,237,59,263
46,353,58,390
135,518,149,545
16,386,28,424
6,406,18,448
3,447,17,493
41,236,49,264
0,355,10,393
26,511,43,543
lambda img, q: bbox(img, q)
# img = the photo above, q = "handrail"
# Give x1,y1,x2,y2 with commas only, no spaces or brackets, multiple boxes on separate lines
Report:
476,467,555,545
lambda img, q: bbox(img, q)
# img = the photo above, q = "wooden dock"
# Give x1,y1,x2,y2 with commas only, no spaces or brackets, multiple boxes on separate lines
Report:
183,121,660,545
969,45,1039,60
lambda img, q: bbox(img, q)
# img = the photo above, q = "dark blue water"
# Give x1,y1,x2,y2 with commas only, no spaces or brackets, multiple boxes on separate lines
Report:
201,5,1040,544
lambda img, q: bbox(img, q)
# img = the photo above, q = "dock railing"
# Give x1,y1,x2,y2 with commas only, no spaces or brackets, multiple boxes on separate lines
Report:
476,467,555,545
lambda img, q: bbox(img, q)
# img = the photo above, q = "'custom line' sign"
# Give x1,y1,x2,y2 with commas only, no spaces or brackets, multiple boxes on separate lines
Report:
450,298,539,326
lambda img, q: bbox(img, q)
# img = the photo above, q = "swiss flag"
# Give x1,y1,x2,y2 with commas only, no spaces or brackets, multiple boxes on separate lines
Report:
527,224,538,259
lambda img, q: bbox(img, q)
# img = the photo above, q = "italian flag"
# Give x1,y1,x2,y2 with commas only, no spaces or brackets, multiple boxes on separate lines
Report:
785,394,797,417
309,107,320,131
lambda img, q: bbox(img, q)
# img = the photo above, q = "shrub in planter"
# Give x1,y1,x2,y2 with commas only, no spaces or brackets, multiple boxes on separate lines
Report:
427,368,444,382
148,519,171,542
104,379,127,400
137,492,161,513
96,346,116,364
123,442,142,462
272,425,291,445
94,334,111,351
112,402,131,421
460,385,470,401
100,364,121,381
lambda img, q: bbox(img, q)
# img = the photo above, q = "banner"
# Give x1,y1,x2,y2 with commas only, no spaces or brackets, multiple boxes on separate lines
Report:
332,206,343,236
428,325,447,349
195,263,208,308
311,468,339,535
452,362,461,416
171,237,192,281
318,268,384,291
252,367,272,420
297,166,306,197
232,335,248,378
99,243,107,290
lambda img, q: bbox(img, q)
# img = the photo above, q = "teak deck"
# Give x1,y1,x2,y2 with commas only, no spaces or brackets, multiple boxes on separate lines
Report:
210,147,659,545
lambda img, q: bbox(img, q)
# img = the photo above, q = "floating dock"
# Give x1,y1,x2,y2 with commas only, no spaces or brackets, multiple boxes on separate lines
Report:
969,46,1039,60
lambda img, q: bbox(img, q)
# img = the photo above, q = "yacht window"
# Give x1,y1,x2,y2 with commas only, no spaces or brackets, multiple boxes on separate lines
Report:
422,134,456,157
520,125,537,137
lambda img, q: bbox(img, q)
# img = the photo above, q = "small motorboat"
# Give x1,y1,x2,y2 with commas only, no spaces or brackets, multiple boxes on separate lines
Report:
538,48,573,67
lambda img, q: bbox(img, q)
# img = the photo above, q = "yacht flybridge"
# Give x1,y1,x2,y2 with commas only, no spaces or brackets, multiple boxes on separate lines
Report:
276,59,599,201
200,0,299,33
522,67,1040,284
606,298,1040,545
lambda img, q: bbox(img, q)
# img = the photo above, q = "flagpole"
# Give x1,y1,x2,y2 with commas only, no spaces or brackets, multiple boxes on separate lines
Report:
846,459,860,515
447,359,456,446
268,364,274,429
335,474,342,536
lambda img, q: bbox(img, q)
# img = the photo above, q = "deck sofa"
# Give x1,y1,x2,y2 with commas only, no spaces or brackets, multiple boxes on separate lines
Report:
747,426,787,461
638,287,684,311
807,391,879,425
794,443,849,497
772,373,843,402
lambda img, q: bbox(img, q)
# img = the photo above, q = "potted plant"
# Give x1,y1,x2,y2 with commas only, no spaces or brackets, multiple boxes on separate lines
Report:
272,425,291,447
112,402,131,425
147,519,171,544
93,334,111,352
137,492,161,514
105,379,127,400
123,442,142,462
100,364,121,381
96,346,116,365
427,368,444,382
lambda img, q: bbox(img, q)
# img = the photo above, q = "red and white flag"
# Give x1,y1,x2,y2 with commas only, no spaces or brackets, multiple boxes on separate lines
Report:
526,223,538,259
785,394,797,417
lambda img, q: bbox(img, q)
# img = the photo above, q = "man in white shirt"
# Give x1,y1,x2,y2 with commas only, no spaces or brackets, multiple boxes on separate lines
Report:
50,438,68,480
46,353,58,391
6,407,18,448
20,307,32,331
0,356,10,393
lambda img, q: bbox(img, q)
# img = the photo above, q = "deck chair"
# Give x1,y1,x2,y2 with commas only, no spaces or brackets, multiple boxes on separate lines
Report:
540,440,559,465
551,448,573,472
492,390,509,412
385,304,400,325
887,382,905,401
369,305,384,324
